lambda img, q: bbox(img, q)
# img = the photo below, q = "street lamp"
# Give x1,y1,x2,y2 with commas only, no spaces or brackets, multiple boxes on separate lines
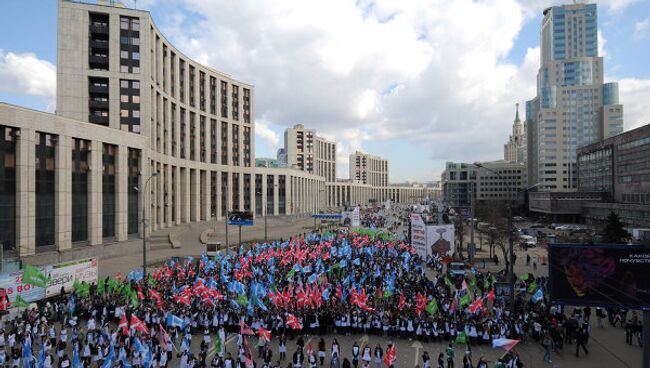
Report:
136,171,159,279
473,162,515,314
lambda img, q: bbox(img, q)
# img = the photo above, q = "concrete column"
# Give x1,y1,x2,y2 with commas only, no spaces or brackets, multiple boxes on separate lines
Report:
88,140,103,246
238,172,245,212
151,161,158,231
202,170,211,221
166,164,173,227
181,168,190,223
55,135,72,250
115,145,128,242
273,175,279,216
260,173,266,218
215,171,222,220
173,166,180,225
16,128,35,257
157,162,164,228
226,171,232,213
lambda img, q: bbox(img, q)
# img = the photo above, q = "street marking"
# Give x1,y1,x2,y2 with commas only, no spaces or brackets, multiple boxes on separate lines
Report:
411,341,423,366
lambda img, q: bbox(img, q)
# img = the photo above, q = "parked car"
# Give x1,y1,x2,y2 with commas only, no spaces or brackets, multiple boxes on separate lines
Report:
448,262,466,278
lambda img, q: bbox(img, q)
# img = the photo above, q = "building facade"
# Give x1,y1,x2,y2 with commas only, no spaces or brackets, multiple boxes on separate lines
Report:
283,124,336,182
504,104,526,163
526,3,623,192
349,151,388,187
441,161,528,209
578,123,650,227
0,1,329,258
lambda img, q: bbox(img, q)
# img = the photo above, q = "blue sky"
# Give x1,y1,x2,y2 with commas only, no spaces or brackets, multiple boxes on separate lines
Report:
1,0,649,182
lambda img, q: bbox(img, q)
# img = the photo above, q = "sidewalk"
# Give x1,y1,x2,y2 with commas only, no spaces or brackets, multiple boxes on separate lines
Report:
98,215,316,277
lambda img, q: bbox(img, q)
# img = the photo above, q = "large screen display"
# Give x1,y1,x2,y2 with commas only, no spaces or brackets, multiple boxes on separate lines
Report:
549,244,650,308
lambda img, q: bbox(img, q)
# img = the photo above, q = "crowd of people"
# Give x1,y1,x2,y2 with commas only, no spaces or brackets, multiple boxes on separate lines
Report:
0,207,642,368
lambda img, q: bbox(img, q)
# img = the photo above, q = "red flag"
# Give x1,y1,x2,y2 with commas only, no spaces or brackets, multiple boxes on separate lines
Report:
415,292,427,316
202,296,215,307
136,287,145,300
257,327,271,342
398,292,405,311
307,338,313,356
286,314,303,330
130,315,149,334
119,314,129,335
468,298,484,314
296,286,309,309
487,288,495,302
240,319,255,336
159,324,170,346
149,289,162,302
383,344,396,366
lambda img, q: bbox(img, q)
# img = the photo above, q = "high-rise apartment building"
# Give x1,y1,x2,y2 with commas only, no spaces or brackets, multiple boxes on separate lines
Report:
283,124,336,182
349,151,388,187
504,104,526,163
526,3,623,192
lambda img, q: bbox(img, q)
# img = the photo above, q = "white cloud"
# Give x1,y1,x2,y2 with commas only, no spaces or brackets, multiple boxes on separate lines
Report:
0,49,56,110
254,120,281,155
634,18,650,40
619,78,650,130
598,30,608,57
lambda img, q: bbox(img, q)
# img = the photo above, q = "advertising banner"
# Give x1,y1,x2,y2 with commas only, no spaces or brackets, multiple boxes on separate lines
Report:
227,211,254,226
549,244,650,308
426,224,455,257
351,206,361,227
0,267,48,304
46,258,98,298
410,213,427,258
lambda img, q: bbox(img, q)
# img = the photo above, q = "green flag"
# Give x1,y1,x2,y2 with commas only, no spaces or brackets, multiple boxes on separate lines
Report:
455,332,467,345
519,273,529,281
491,275,497,284
469,278,477,290
444,275,453,288
74,281,90,298
23,264,48,288
286,268,296,281
13,295,29,308
425,299,439,315
483,278,490,291
97,279,105,295
147,275,156,286
459,294,471,307
214,334,222,354
527,281,538,294
383,290,392,299
130,293,139,308
237,294,249,307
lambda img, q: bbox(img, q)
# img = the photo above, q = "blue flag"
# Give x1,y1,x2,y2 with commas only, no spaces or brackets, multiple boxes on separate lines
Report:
119,348,133,368
37,342,45,368
532,288,544,304
100,342,115,368
72,343,82,368
166,313,186,329
22,338,32,368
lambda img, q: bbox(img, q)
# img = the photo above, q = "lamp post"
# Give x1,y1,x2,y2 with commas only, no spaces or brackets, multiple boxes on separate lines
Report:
473,162,514,314
140,171,159,279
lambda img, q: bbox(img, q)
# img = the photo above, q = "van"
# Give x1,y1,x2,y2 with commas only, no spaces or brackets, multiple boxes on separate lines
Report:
449,262,466,277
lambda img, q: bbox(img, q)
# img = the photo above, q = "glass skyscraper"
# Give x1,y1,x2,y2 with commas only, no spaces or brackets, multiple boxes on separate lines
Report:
526,3,623,192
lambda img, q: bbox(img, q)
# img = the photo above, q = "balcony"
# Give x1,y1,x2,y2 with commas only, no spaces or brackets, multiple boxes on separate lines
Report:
89,84,109,94
90,23,109,34
90,39,109,49
89,114,109,126
89,100,109,109
89,55,109,65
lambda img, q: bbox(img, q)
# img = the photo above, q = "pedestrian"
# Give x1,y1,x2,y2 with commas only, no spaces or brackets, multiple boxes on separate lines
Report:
446,344,454,368
542,332,552,363
575,327,589,357
373,344,383,368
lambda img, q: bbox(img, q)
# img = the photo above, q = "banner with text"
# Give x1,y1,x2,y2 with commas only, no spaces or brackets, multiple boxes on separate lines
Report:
410,213,427,258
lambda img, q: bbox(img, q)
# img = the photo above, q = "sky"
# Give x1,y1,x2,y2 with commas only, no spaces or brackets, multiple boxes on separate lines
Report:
1,0,649,183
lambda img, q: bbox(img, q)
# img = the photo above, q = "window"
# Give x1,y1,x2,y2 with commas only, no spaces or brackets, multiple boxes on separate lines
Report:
128,149,140,235
71,139,90,242
119,79,141,133
102,144,116,238
35,133,56,247
0,126,17,251
119,16,140,73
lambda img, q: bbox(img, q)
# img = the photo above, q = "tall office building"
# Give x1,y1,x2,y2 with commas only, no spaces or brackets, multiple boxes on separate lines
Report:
349,151,388,187
504,103,526,163
283,124,337,182
526,3,623,192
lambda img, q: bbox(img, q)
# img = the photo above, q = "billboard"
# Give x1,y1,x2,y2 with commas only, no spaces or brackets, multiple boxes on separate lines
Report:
549,244,650,308
46,258,98,298
227,211,254,226
426,224,455,257
410,214,427,258
0,258,98,307
351,206,361,227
